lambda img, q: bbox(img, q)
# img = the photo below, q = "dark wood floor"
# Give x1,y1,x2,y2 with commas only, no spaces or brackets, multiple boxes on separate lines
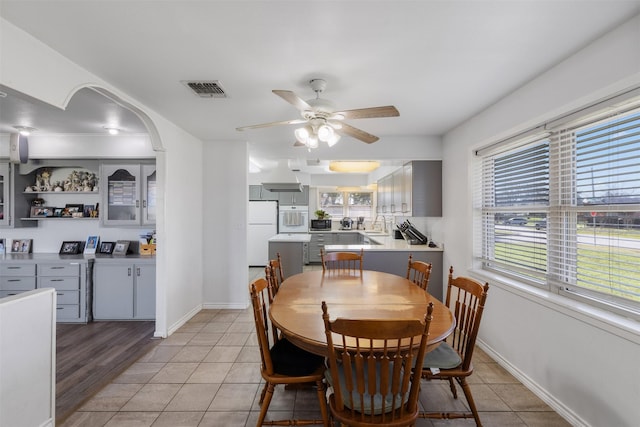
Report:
56,321,159,424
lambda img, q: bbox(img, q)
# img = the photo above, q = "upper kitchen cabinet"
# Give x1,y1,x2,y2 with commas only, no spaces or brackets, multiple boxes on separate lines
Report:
277,185,309,206
101,163,156,227
376,161,441,217
0,162,37,228
249,185,279,201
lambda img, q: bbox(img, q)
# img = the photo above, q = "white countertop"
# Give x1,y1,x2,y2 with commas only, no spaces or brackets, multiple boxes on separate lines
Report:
268,233,312,243
318,230,444,252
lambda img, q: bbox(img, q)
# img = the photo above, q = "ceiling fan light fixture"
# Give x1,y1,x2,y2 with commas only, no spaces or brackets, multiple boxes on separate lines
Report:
317,124,334,141
329,161,380,173
294,125,311,143
326,132,341,147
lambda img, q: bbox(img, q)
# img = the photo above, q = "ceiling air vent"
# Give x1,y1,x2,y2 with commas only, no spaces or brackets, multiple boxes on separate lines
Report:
181,80,228,98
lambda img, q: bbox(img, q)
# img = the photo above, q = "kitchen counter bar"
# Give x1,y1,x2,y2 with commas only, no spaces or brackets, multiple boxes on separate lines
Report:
318,230,443,252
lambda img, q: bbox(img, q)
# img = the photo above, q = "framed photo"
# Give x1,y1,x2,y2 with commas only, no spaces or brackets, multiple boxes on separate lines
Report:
59,241,83,255
11,239,32,253
83,204,95,218
98,241,115,254
65,203,84,213
84,235,100,254
30,206,54,218
0,238,5,255
53,208,64,217
113,240,130,256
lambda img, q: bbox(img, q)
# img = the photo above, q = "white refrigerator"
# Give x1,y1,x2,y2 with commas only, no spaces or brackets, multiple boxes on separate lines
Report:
248,201,278,266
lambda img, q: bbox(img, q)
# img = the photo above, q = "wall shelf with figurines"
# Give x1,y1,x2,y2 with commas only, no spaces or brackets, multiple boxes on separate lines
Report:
23,167,99,194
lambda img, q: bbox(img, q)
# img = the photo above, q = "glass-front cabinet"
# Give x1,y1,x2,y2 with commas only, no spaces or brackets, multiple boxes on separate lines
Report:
0,163,8,226
102,163,156,227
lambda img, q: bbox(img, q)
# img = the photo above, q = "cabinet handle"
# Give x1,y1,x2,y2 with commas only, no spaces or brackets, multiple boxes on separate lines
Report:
57,292,65,296
8,293,17,296
51,279,64,282
8,279,21,282
143,200,147,208
7,266,21,270
51,266,64,269
128,267,132,276
57,307,64,310
137,267,141,276
136,200,140,208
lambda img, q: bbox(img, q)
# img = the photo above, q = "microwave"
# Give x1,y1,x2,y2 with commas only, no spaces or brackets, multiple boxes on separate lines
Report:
310,219,332,230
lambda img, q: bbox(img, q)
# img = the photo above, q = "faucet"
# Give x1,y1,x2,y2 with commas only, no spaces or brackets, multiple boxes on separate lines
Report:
372,215,387,233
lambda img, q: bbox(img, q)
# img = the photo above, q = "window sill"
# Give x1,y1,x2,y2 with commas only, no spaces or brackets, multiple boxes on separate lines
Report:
469,268,640,345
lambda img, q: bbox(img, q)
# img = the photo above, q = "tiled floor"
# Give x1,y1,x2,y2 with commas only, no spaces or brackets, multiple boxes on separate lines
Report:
60,267,571,426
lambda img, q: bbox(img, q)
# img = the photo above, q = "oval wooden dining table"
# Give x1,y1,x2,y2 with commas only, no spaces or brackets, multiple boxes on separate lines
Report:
269,269,455,356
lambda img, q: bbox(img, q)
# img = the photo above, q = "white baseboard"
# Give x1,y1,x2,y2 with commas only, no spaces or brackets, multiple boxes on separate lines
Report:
476,339,588,427
202,302,250,310
165,304,203,336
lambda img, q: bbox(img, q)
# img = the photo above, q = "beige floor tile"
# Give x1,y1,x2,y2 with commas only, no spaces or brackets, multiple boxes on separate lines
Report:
490,384,551,411
120,383,181,411
224,362,262,383
79,383,144,411
58,411,116,427
174,322,206,333
149,362,199,384
200,322,231,333
250,383,296,412
475,362,519,384
187,362,233,383
516,410,573,426
419,381,470,414
466,383,512,412
188,332,224,346
208,383,259,411
235,345,261,363
158,332,196,346
227,321,255,333
199,411,249,426
474,411,527,426
164,383,221,411
169,345,213,362
213,311,242,323
202,345,243,363
216,332,250,346
113,362,165,384
150,411,204,427
187,311,218,323
103,411,159,427
137,345,183,363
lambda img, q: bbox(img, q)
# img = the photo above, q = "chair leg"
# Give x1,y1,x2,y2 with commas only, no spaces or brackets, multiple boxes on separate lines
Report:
448,377,458,398
257,382,276,426
259,382,268,404
315,379,330,427
459,377,482,427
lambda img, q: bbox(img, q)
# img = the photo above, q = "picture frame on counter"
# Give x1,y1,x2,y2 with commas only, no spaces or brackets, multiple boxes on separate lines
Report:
84,235,99,254
59,241,83,255
113,240,130,256
11,239,32,253
98,241,115,254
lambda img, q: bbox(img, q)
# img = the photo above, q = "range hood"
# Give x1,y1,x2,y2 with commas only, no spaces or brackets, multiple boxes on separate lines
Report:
261,182,303,192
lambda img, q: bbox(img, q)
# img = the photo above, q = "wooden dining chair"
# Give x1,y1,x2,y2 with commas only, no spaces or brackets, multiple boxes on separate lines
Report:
249,277,329,426
322,300,434,427
418,266,490,426
406,254,432,291
320,248,363,275
268,252,285,294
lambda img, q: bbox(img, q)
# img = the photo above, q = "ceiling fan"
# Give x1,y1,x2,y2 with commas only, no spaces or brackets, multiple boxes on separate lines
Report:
236,79,399,147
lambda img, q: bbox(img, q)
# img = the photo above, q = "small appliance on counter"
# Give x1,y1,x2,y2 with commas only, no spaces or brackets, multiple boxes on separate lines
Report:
310,219,332,230
396,219,429,245
340,217,353,230
356,216,365,230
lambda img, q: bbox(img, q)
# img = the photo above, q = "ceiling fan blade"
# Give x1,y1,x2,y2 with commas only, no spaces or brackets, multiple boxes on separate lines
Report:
334,105,399,120
293,140,305,147
273,90,312,111
236,118,307,131
336,123,379,144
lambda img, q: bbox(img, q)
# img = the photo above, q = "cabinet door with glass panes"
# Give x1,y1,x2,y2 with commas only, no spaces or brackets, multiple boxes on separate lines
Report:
0,163,8,227
101,163,155,226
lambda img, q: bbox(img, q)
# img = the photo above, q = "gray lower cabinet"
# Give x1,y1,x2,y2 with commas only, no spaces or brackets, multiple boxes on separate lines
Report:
37,261,88,323
93,260,156,320
1,257,89,323
309,233,335,263
0,263,36,297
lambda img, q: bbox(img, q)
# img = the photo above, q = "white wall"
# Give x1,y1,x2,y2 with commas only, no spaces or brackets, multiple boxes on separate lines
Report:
0,19,206,338
442,14,640,427
202,140,249,308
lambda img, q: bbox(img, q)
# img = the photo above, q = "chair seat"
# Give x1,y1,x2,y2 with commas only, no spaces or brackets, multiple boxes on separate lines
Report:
270,338,325,376
325,361,409,415
422,342,462,369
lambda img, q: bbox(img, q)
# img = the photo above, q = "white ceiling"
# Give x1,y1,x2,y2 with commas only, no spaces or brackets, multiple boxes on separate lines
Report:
1,1,639,174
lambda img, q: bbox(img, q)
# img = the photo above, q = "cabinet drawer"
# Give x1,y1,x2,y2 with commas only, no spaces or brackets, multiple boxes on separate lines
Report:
0,277,37,291
0,264,36,277
0,290,29,298
56,304,80,320
55,290,79,305
38,277,79,290
37,263,80,276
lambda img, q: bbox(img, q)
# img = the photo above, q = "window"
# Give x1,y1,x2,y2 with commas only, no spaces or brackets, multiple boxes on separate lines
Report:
477,98,640,315
319,190,373,220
